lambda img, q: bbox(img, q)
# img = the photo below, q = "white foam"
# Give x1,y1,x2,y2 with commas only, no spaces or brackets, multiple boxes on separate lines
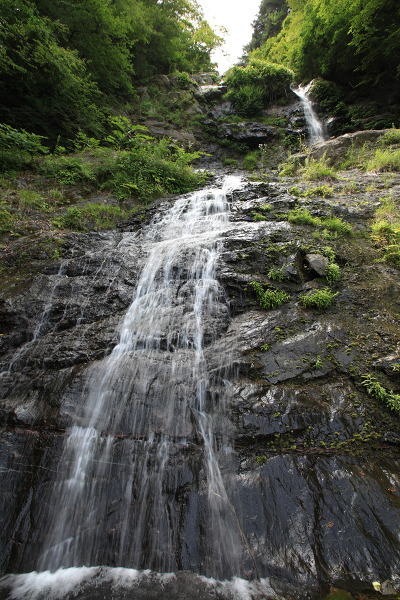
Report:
0,568,278,600
2,567,98,600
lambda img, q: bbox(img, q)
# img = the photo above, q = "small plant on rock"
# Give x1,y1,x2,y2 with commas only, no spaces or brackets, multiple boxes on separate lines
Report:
287,208,321,227
267,266,286,281
361,374,400,415
326,263,340,283
250,281,290,309
299,154,336,181
299,287,337,309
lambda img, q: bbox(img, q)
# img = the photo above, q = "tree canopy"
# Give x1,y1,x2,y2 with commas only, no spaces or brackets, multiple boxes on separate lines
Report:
0,0,223,142
248,0,400,95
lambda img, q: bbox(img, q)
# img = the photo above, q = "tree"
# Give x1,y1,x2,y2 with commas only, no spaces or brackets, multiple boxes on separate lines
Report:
0,0,102,141
245,0,288,53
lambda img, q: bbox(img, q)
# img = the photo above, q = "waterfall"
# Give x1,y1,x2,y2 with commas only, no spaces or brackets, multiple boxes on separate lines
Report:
292,83,327,145
32,176,248,579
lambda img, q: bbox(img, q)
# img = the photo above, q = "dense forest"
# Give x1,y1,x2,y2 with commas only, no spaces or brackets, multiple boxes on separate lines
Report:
0,0,222,142
246,0,400,98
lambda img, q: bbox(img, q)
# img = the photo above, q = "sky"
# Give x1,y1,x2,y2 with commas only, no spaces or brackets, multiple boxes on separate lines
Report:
197,0,262,74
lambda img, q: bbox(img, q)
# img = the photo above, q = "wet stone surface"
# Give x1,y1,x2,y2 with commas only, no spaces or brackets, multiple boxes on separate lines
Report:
0,177,400,598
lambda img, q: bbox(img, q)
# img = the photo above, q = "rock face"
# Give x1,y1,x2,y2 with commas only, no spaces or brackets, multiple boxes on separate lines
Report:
204,121,280,148
0,175,400,599
307,129,390,164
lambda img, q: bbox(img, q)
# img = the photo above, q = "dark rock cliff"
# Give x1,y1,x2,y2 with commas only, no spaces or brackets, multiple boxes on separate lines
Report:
0,168,399,598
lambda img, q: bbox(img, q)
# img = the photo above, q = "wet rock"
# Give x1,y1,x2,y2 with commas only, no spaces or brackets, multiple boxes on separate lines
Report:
1,177,400,595
306,253,330,277
212,122,280,147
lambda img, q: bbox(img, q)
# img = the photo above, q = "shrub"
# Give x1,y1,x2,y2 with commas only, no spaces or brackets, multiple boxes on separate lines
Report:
267,266,286,281
0,202,14,232
222,158,239,167
18,190,49,213
40,156,95,184
225,59,293,117
0,123,49,172
243,151,260,171
250,281,290,309
279,160,298,177
0,123,48,155
299,287,337,309
106,148,206,201
252,212,267,221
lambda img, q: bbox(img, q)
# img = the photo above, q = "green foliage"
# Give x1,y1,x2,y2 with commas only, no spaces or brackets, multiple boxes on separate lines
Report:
243,151,260,171
278,160,298,177
0,124,48,155
310,80,347,115
326,263,340,283
172,71,196,89
370,196,400,267
366,149,400,172
252,213,267,221
0,202,14,232
304,185,333,198
251,0,400,96
18,191,49,214
103,117,152,151
322,217,353,236
379,129,400,146
105,145,205,201
246,0,289,52
287,208,353,236
299,287,337,309
299,155,336,181
267,266,287,281
288,208,321,227
224,59,293,117
313,355,323,370
54,203,127,232
222,158,239,167
361,374,400,415
40,156,95,185
250,280,290,309
0,0,222,144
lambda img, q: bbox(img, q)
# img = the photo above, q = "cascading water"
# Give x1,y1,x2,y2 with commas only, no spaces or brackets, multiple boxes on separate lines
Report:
2,175,400,600
26,176,248,582
292,83,327,145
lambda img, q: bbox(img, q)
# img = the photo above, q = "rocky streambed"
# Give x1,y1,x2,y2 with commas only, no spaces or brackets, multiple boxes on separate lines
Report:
0,167,399,599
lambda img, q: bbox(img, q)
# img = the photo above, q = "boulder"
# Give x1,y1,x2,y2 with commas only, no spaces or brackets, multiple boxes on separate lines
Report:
305,253,330,276
309,129,390,165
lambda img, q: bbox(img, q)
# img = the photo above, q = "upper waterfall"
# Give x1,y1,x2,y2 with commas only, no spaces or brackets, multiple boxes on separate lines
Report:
292,83,328,145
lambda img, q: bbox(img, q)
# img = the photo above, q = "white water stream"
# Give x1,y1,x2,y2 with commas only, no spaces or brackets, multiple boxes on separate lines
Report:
292,83,327,145
34,176,247,578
